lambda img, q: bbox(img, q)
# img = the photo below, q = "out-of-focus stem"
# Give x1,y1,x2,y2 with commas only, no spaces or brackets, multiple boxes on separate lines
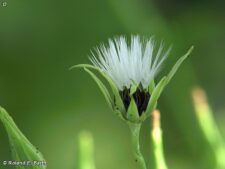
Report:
151,110,168,169
78,131,96,169
192,87,225,169
129,123,147,169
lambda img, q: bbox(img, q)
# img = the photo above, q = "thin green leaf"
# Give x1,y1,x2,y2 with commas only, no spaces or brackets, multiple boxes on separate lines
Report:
165,46,194,84
71,64,125,113
127,97,139,123
83,68,113,109
0,106,46,169
142,77,167,120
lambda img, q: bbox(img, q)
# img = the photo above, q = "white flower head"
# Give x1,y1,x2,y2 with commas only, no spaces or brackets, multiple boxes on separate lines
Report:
72,35,193,122
90,35,171,91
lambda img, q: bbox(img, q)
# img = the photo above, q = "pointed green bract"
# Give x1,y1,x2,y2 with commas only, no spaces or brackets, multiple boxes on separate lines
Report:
71,64,125,113
114,109,126,121
72,46,193,123
69,64,94,70
148,80,155,93
165,46,194,84
142,77,167,120
97,69,125,113
141,46,194,121
130,84,138,95
83,68,113,109
0,106,46,169
127,97,139,123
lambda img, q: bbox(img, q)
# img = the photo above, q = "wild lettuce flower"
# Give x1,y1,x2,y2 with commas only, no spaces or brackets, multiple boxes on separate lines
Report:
72,35,193,124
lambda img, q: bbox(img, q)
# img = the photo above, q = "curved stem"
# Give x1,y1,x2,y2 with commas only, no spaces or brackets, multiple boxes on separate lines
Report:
129,123,147,169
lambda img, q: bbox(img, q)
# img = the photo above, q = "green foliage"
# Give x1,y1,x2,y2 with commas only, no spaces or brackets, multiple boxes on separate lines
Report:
1,0,225,168
0,106,46,169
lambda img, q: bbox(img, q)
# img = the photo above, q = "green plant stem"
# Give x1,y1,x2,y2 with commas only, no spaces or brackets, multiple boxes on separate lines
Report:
151,110,168,169
192,88,225,169
129,123,147,169
78,131,96,169
152,127,168,169
195,105,225,169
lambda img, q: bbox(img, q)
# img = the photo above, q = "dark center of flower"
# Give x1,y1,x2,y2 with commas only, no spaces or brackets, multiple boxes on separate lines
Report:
120,88,150,116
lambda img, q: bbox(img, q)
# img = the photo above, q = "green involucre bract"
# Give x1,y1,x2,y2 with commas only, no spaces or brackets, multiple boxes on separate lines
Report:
71,36,193,123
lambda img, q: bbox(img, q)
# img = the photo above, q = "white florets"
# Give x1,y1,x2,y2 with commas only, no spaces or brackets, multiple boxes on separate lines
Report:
90,35,170,91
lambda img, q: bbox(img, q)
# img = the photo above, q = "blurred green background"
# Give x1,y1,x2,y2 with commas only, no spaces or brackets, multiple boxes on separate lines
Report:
0,0,225,169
